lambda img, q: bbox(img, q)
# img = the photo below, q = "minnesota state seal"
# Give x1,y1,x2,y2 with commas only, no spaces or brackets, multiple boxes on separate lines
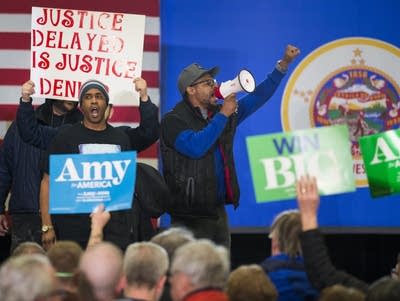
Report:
281,37,400,186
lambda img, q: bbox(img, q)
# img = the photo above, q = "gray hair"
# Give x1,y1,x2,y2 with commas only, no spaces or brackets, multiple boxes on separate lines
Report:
269,209,302,257
171,239,230,289
0,254,55,301
11,242,46,257
150,227,195,261
124,242,169,289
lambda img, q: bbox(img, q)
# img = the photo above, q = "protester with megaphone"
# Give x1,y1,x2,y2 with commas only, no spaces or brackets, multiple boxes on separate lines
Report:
160,45,300,249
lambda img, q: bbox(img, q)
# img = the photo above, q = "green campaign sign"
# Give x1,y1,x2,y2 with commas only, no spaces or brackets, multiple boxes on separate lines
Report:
246,124,356,202
360,129,400,198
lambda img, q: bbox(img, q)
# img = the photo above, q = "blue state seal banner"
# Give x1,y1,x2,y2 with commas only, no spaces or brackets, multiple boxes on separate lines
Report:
49,151,137,214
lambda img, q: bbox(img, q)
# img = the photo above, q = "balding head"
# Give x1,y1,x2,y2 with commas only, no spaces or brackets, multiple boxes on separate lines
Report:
79,242,123,301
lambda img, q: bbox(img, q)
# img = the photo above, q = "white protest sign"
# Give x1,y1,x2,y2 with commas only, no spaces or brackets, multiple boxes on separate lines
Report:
31,7,145,105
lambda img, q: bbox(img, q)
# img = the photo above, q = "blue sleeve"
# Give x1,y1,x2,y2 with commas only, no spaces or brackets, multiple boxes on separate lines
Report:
16,99,59,149
174,113,228,158
0,124,15,213
236,67,285,124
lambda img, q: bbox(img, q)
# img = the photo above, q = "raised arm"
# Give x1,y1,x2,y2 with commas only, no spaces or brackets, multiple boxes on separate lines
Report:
124,77,160,152
236,45,300,123
296,175,368,292
16,80,59,150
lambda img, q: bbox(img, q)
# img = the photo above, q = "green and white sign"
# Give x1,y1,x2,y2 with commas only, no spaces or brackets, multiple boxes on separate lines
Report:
246,124,355,202
360,129,400,198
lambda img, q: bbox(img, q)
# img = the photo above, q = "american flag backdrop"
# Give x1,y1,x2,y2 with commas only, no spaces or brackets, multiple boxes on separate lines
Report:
0,0,160,167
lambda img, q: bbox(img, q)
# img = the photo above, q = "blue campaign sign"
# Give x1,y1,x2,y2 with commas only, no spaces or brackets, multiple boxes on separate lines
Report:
49,151,137,214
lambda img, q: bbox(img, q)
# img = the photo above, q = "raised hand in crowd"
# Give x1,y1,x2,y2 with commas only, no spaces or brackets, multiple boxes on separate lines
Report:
296,175,319,231
87,204,110,249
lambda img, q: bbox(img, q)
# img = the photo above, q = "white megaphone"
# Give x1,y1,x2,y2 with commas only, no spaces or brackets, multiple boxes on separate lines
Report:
214,69,256,99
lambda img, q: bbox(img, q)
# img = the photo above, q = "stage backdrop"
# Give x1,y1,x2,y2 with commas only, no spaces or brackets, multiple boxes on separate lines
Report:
160,0,400,232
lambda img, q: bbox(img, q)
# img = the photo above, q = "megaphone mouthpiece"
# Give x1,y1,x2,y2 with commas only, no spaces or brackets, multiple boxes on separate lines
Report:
214,69,256,99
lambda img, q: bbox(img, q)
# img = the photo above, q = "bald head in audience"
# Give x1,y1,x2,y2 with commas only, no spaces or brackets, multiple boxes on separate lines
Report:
79,242,124,301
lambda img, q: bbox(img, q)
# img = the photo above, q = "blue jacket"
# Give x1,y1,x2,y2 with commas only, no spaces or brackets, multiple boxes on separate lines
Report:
261,253,318,301
164,67,285,203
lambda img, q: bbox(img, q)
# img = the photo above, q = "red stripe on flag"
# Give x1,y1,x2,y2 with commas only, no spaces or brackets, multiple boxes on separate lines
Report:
1,33,159,52
110,106,140,123
144,35,160,52
138,143,158,158
0,69,30,85
0,0,160,16
0,33,30,50
141,71,159,87
0,105,18,120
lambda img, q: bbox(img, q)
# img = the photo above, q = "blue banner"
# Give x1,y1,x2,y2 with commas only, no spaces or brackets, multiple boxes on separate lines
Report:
49,151,137,214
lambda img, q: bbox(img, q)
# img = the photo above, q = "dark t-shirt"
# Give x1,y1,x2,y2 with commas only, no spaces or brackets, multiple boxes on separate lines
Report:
43,122,131,173
44,122,133,250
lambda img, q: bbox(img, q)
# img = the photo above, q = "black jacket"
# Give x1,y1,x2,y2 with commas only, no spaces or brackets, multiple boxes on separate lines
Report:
0,100,82,214
160,99,239,218
300,229,369,293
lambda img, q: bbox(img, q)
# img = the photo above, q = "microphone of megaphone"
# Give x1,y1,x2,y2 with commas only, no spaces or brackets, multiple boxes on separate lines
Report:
214,69,256,99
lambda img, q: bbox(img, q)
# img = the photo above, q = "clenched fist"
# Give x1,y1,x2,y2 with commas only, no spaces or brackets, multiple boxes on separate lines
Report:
21,80,35,101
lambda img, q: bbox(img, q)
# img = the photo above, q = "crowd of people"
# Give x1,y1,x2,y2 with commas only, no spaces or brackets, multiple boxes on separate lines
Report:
1,43,400,300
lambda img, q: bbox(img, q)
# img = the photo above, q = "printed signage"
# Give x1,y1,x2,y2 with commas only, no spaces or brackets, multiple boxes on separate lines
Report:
31,7,145,105
246,124,356,202
360,129,400,197
49,151,137,213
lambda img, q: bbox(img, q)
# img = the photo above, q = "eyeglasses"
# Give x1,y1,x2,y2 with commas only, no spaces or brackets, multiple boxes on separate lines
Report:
83,93,105,101
190,78,217,87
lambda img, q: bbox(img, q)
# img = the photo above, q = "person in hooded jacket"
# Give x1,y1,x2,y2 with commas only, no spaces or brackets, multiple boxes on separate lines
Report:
0,98,82,252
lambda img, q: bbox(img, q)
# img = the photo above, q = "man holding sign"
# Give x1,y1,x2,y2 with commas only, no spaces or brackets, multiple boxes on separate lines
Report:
20,78,152,250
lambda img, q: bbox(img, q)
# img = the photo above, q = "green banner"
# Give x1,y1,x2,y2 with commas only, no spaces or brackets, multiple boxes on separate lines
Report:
360,129,400,198
246,124,355,202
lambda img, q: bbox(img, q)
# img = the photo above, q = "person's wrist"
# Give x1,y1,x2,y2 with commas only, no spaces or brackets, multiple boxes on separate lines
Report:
301,214,318,231
20,96,32,103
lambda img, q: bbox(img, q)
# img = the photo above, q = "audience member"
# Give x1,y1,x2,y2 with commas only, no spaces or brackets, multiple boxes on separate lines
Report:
390,252,400,279
151,227,195,301
0,254,58,301
160,45,300,248
47,240,83,292
79,241,125,301
120,242,169,301
318,284,365,301
261,209,318,300
366,276,400,301
296,175,369,293
226,264,278,301
151,227,195,262
169,239,230,301
11,241,45,257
